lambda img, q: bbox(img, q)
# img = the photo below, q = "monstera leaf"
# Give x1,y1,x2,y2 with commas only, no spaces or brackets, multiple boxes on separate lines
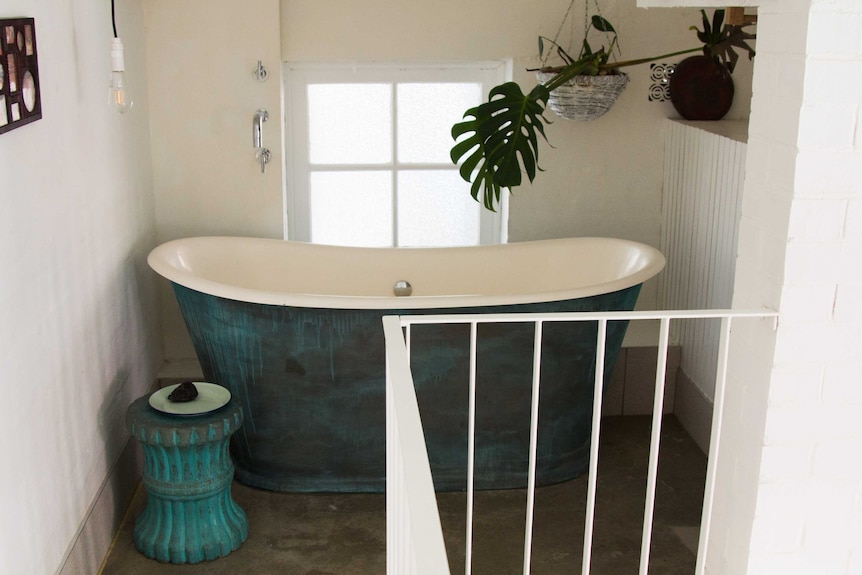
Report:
450,82,551,211
450,60,594,211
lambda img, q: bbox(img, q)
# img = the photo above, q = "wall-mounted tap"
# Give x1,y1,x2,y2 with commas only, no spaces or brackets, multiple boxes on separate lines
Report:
253,109,271,174
253,60,268,82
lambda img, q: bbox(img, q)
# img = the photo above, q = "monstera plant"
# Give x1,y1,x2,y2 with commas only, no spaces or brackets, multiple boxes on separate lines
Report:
450,9,755,212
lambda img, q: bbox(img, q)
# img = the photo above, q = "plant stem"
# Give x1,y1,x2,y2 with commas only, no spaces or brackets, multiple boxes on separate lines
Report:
541,60,596,92
537,46,703,93
601,47,703,70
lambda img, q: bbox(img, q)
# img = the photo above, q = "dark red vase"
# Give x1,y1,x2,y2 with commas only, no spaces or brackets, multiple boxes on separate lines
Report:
669,55,734,121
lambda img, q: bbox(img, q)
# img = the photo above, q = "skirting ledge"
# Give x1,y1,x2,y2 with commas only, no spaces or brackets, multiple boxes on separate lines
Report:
602,345,682,417
57,380,162,575
673,368,713,454
58,437,143,575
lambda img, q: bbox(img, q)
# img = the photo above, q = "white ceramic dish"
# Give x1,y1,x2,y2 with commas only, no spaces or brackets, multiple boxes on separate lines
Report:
148,382,231,416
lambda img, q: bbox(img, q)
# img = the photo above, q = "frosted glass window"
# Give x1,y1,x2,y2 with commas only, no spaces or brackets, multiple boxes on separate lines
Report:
398,171,480,247
308,84,392,164
397,83,482,164
286,63,506,245
310,171,393,246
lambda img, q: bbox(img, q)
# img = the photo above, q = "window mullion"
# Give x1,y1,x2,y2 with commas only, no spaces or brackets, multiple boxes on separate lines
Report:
308,163,395,171
391,82,399,247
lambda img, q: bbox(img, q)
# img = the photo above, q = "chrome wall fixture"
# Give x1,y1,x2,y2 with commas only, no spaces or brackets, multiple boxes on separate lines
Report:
253,60,268,82
253,108,271,174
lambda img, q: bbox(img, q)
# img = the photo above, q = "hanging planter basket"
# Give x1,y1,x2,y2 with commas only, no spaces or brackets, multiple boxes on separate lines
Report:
536,71,630,122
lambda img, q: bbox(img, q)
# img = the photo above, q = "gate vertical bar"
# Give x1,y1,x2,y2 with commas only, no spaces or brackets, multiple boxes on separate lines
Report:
638,317,672,575
465,322,478,575
405,324,412,364
383,315,451,575
385,335,407,574
522,321,544,575
581,319,608,575
695,316,732,575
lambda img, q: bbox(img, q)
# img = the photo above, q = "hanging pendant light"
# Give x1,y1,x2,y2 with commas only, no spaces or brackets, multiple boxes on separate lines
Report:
109,0,133,113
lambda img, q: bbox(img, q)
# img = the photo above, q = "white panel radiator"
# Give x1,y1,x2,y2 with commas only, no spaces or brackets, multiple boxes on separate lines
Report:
660,120,747,400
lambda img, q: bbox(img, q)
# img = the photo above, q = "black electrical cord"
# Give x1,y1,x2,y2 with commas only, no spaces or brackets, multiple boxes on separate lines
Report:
111,0,118,38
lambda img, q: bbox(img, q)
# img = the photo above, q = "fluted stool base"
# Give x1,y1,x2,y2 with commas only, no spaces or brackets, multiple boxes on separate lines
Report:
126,395,248,564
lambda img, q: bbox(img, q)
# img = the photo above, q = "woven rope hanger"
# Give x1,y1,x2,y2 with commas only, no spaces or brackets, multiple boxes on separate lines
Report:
537,0,630,122
541,0,617,70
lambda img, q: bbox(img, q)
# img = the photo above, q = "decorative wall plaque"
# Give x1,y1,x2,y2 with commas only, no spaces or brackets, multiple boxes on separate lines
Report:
649,63,675,103
0,18,41,135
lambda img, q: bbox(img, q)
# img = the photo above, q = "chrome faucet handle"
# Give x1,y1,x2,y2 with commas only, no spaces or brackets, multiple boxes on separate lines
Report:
253,109,268,148
255,148,271,174
253,109,270,174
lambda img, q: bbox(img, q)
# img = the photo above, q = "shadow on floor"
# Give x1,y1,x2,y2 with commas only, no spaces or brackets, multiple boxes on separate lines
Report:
102,415,706,575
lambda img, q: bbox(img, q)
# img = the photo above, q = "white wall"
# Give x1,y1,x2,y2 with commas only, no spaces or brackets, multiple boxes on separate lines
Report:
143,0,283,361
281,0,752,250
148,0,755,364
0,0,159,572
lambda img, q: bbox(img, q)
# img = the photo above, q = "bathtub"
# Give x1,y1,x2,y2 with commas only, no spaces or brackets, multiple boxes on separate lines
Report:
148,236,665,493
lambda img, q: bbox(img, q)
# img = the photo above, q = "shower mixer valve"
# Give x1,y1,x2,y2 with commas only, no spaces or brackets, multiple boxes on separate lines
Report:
255,148,271,174
253,108,271,174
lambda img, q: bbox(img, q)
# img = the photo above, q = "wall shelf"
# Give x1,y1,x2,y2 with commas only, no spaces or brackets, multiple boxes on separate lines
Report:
637,1,759,7
671,118,748,143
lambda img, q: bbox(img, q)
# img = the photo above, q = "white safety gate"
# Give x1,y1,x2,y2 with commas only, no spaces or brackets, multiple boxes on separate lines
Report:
383,309,777,575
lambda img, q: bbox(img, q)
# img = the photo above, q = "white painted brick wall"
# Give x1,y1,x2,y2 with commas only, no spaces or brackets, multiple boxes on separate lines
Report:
774,284,835,321
758,443,814,482
813,442,862,480
709,1,862,574
804,509,862,558
807,10,862,56
833,284,862,324
797,103,856,149
749,509,804,553
765,363,822,406
754,551,853,575
764,403,862,444
804,59,862,102
838,242,862,284
821,361,862,404
787,199,849,241
846,199,862,238
795,148,862,198
753,9,810,56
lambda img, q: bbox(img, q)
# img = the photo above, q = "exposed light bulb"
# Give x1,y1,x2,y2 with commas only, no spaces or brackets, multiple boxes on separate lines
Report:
110,37,133,113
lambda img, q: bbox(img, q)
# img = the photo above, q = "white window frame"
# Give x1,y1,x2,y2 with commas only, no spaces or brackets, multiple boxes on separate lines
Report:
283,61,510,246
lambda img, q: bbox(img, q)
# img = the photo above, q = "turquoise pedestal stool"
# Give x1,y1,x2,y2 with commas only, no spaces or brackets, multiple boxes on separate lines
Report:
126,395,248,564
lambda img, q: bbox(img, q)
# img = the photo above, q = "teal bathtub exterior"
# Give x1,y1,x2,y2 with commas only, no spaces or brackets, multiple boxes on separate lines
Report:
171,283,641,493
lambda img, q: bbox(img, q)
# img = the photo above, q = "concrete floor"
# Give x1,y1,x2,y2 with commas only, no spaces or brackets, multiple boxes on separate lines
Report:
102,415,706,575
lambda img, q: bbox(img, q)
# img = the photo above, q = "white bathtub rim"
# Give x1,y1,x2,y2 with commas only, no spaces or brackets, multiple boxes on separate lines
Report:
147,236,666,310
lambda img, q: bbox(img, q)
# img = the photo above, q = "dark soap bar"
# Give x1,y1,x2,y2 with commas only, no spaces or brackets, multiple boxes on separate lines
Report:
168,381,199,402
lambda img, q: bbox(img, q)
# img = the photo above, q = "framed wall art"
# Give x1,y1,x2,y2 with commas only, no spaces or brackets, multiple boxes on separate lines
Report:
0,18,42,135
